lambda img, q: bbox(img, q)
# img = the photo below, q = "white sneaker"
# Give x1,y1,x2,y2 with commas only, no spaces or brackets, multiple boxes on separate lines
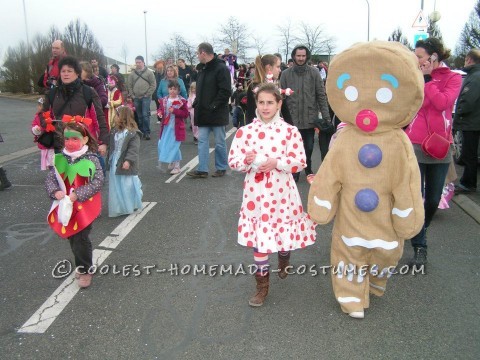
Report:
170,167,180,175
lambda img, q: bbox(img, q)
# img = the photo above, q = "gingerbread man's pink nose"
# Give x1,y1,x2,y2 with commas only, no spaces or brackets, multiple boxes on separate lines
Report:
356,109,378,132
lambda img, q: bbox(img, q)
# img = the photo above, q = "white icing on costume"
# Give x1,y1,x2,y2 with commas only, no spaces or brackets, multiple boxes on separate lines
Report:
392,207,413,218
341,236,399,250
313,196,332,210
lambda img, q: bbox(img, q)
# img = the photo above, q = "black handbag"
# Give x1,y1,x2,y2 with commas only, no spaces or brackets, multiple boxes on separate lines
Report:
312,116,335,135
37,131,55,148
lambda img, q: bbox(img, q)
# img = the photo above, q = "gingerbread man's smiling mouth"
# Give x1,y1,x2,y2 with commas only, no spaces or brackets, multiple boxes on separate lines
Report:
356,109,378,132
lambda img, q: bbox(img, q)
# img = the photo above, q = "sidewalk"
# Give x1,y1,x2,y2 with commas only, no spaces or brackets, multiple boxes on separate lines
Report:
0,92,41,102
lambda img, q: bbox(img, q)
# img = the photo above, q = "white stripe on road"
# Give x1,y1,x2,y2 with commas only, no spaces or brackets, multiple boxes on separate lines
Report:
0,146,37,165
165,127,237,183
18,202,156,334
98,202,157,249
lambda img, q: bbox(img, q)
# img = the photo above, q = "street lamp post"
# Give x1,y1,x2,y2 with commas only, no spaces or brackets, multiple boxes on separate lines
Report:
22,0,34,93
365,0,370,41
143,10,148,66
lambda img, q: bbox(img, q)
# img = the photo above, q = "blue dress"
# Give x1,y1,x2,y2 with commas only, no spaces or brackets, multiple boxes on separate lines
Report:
108,130,143,217
158,98,182,164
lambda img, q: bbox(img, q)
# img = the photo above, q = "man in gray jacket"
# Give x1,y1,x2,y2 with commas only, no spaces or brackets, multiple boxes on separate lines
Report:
280,45,331,181
454,48,480,192
127,55,156,140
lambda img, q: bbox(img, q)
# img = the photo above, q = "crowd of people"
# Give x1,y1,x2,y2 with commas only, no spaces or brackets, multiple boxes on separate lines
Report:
0,37,478,319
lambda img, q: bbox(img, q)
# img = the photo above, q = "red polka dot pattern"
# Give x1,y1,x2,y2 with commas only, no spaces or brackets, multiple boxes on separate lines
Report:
228,118,316,253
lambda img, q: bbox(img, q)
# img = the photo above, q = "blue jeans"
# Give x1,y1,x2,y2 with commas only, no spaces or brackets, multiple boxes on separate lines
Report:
134,97,152,135
410,162,450,248
197,126,227,173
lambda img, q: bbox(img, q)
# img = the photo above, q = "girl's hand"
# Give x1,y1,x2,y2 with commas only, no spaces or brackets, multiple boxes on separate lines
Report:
258,158,277,172
245,151,256,165
168,107,174,113
54,191,65,200
122,161,130,170
69,192,78,202
32,125,42,135
98,144,107,156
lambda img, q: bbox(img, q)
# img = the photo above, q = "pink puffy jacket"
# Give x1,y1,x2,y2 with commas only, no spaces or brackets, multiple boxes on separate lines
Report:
405,66,462,144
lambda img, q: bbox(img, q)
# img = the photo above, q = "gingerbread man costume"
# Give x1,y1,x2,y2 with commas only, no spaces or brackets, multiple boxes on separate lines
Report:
308,41,425,318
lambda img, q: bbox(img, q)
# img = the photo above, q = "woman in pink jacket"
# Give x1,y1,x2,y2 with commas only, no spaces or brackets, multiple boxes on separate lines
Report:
405,37,462,267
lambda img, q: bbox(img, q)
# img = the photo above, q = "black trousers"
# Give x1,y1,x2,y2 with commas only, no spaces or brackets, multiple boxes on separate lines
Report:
298,128,315,173
69,224,93,274
459,130,480,189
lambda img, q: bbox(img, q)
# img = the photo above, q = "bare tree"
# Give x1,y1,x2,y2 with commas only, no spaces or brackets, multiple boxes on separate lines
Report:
152,43,176,64
388,27,413,50
277,18,298,61
0,42,31,93
120,43,129,73
217,17,250,62
251,35,268,56
152,34,197,65
297,22,330,55
63,19,104,61
323,37,337,63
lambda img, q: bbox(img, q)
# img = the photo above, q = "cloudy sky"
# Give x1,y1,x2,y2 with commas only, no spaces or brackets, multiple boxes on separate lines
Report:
1,0,477,65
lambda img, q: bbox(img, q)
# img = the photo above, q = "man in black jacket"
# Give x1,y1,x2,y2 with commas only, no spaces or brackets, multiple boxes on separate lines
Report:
454,48,480,192
187,43,232,178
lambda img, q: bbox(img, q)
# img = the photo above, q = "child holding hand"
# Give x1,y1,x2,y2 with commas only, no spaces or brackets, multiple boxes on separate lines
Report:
228,83,317,307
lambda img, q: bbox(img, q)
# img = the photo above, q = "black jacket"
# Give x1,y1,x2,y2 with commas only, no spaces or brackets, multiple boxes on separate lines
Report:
454,64,480,131
193,57,232,127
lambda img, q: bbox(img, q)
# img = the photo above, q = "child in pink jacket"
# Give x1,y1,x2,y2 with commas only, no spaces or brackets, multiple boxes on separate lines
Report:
31,98,54,170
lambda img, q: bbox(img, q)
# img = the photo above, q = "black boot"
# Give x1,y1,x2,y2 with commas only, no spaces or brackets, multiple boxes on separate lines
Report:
409,247,427,268
0,167,12,191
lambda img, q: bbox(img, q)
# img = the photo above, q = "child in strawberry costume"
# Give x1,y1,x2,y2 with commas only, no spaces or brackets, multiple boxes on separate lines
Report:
45,120,104,288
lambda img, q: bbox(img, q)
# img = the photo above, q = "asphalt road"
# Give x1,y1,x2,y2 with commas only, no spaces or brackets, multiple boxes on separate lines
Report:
0,97,479,359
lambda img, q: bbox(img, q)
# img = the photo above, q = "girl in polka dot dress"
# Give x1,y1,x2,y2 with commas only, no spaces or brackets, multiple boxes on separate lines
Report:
228,83,317,307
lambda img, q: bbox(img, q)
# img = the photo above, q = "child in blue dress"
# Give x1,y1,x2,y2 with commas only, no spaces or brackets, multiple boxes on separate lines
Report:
157,79,188,174
107,106,143,217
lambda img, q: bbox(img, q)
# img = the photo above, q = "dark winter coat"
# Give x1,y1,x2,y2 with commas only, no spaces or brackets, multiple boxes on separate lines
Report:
42,78,109,146
454,63,480,131
193,57,232,127
84,76,108,108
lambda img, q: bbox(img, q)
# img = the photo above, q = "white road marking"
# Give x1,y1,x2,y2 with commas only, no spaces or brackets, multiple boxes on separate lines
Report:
99,202,157,249
18,202,156,334
165,127,237,183
0,146,37,165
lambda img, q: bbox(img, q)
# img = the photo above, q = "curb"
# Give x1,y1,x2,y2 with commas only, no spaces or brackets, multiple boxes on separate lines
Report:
0,93,40,102
452,194,480,224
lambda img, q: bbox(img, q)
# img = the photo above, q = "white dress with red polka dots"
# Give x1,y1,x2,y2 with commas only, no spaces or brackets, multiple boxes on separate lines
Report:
228,115,317,254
